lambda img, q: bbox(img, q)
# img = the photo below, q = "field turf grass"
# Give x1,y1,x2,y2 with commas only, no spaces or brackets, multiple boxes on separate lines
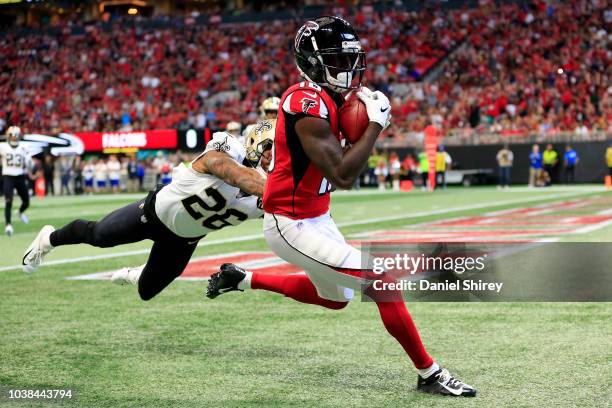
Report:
1,186,611,407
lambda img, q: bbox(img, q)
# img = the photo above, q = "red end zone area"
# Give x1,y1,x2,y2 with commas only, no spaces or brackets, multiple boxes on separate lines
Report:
69,196,612,281
68,252,302,281
351,197,612,243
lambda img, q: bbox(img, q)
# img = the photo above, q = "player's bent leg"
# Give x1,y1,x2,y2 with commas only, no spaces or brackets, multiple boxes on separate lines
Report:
137,239,197,301
24,200,150,273
207,263,348,310
262,213,479,395
16,177,30,222
49,200,149,248
4,177,14,229
252,272,348,310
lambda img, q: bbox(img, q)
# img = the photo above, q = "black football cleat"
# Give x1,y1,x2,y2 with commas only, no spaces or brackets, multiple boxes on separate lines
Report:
206,263,247,299
417,368,476,397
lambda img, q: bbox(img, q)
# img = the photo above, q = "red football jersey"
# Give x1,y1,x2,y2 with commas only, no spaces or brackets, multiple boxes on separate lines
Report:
263,81,342,219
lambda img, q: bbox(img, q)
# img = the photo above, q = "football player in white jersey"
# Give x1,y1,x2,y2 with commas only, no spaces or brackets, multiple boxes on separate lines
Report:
1,126,33,236
242,97,280,143
22,121,275,301
82,159,95,194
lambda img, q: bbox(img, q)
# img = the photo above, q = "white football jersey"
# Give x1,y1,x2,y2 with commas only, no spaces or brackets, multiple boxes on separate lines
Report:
107,160,121,180
0,142,31,176
154,132,263,239
83,164,95,180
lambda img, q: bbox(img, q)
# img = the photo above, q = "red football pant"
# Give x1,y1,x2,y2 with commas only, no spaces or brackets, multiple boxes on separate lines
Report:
251,272,433,369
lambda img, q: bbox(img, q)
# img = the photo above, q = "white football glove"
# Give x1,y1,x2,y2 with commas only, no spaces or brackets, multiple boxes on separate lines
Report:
357,87,391,130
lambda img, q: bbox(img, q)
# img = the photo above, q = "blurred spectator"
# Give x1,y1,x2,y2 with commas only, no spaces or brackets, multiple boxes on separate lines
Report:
83,158,95,194
496,143,513,188
388,151,401,192
43,156,55,196
401,153,417,182
152,152,165,185
542,144,558,186
435,145,451,189
374,156,388,191
418,150,429,190
528,144,542,187
107,155,121,193
120,157,129,192
563,145,579,184
95,158,108,192
59,156,73,195
137,160,146,191
366,148,381,187
73,156,83,194
127,157,139,192
606,144,612,177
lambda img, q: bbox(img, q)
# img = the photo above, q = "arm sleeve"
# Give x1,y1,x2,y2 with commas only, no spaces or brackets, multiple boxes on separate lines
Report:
202,132,246,164
282,89,330,121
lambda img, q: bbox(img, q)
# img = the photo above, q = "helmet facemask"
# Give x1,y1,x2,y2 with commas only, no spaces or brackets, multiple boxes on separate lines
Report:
314,42,366,92
245,119,276,172
7,126,21,147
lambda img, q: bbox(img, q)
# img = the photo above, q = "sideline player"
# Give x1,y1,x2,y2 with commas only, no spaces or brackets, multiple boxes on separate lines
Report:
1,126,32,236
207,17,475,397
243,97,280,141
22,123,275,301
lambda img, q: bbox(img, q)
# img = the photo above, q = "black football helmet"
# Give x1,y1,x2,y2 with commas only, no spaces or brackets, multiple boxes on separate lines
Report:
294,16,366,92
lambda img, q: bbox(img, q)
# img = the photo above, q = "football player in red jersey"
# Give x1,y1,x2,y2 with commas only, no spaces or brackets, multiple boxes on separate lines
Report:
208,16,475,397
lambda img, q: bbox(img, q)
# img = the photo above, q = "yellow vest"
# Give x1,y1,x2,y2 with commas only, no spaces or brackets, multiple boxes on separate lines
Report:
436,152,447,172
606,148,612,167
543,150,558,165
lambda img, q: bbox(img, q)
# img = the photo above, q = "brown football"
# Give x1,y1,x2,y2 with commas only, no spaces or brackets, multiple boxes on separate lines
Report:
339,92,369,144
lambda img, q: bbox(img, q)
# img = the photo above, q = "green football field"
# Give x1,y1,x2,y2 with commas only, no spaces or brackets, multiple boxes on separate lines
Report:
1,186,611,407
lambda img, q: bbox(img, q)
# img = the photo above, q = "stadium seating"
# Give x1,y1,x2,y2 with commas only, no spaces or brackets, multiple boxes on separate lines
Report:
0,0,609,144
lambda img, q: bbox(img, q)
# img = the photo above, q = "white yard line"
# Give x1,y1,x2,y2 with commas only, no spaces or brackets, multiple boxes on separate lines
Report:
572,219,612,235
0,189,600,273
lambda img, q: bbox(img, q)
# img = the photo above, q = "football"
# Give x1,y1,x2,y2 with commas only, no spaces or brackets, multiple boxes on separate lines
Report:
339,91,369,144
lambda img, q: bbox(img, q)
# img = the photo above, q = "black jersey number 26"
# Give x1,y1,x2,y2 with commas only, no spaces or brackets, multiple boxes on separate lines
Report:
181,187,248,230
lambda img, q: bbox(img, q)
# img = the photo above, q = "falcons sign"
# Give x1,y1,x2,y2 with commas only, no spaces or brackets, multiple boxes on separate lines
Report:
300,97,318,114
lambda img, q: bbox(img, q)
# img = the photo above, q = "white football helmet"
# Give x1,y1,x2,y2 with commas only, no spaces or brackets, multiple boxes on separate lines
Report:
260,97,280,119
7,126,21,147
225,121,241,136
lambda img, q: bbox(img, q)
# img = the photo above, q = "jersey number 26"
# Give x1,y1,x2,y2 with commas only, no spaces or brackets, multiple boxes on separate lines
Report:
181,187,248,230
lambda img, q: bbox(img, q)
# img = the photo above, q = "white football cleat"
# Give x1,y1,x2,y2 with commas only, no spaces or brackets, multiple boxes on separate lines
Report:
19,213,29,224
111,265,144,286
22,225,55,273
5,224,14,237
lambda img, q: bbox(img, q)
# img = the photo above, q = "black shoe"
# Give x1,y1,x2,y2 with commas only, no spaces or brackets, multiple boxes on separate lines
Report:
417,368,476,397
206,263,247,299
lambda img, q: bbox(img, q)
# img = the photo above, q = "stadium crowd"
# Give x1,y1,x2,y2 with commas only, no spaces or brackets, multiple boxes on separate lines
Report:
0,0,610,144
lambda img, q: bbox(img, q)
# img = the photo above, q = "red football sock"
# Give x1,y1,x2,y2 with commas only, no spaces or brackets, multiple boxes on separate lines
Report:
365,277,433,369
374,299,433,369
251,273,348,310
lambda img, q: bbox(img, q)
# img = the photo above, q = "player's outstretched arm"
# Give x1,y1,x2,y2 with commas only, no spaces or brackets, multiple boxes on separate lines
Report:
296,117,382,189
193,151,265,197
